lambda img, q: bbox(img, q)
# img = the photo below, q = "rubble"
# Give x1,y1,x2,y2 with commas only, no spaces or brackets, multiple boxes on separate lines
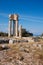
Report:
0,42,43,65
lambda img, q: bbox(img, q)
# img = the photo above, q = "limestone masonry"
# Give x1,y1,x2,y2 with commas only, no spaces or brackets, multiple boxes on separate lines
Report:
8,14,22,38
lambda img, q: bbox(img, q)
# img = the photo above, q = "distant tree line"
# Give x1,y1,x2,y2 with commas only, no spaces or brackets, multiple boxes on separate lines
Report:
0,32,8,36
0,28,33,37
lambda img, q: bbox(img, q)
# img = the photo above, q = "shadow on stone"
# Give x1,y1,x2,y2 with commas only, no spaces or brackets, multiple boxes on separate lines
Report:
20,56,24,61
0,46,9,51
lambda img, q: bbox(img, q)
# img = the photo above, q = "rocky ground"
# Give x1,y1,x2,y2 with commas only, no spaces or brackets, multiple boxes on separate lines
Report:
0,41,43,65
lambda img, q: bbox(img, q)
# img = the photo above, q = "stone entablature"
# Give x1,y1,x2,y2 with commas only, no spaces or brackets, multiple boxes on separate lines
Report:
9,14,18,21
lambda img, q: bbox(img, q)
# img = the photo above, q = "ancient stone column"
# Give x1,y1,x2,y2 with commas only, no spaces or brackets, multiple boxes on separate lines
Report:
13,21,15,36
19,25,22,38
16,20,18,37
8,20,12,37
8,14,18,37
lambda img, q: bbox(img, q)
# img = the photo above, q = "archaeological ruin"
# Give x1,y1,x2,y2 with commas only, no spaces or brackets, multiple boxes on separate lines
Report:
8,14,22,38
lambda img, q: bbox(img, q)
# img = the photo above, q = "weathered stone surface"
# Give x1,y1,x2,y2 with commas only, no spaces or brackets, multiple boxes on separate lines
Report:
8,14,18,37
0,42,43,65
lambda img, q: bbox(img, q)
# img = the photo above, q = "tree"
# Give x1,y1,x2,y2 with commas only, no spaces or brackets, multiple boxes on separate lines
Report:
41,33,43,36
0,32,8,36
21,28,33,37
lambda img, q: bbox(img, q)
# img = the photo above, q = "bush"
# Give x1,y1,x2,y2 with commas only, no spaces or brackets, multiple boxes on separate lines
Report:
21,28,33,37
0,32,8,36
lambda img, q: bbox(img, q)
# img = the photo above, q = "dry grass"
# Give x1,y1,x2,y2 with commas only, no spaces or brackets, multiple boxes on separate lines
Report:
0,38,43,65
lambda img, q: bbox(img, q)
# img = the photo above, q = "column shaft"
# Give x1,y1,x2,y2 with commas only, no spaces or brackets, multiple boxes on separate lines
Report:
8,20,12,37
13,21,15,36
19,25,22,38
15,20,18,37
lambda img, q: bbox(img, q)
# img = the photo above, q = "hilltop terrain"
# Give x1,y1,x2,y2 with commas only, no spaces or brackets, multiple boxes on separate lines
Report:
0,38,43,65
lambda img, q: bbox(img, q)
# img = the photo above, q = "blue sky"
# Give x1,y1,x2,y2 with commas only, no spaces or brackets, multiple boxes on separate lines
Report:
0,0,43,35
